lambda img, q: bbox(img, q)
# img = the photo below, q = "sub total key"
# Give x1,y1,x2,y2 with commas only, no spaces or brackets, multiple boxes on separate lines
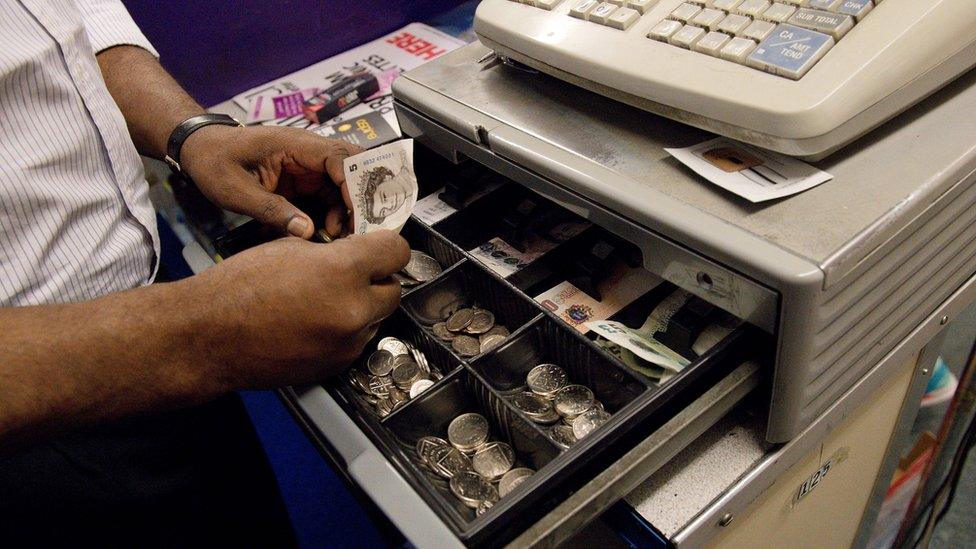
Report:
747,24,835,79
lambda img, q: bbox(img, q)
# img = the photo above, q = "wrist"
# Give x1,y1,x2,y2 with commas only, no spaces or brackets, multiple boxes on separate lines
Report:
164,114,244,175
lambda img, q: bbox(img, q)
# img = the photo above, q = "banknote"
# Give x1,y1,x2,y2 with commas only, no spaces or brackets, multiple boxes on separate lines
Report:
344,139,417,235
586,320,690,372
535,265,661,333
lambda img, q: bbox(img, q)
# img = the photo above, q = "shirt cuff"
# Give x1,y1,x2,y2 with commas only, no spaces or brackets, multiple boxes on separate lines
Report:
78,0,159,57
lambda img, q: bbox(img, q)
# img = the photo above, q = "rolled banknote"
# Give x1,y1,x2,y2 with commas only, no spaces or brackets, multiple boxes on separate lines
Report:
586,320,690,372
344,139,417,234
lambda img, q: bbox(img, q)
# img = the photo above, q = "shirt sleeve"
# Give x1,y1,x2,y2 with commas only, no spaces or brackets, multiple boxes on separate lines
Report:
75,0,159,56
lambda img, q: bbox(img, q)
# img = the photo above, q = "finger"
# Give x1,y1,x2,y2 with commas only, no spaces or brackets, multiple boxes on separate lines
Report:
274,129,363,187
221,168,315,239
324,204,345,238
367,277,402,322
346,231,411,281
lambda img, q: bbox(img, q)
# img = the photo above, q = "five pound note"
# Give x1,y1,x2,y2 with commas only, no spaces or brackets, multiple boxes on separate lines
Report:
344,139,418,235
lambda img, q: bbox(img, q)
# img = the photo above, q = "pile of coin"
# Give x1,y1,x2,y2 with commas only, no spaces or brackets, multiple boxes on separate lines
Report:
394,250,443,294
345,336,444,417
431,306,510,357
509,364,611,450
415,412,535,516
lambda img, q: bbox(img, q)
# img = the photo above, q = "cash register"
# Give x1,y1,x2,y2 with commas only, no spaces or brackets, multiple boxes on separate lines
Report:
206,3,976,546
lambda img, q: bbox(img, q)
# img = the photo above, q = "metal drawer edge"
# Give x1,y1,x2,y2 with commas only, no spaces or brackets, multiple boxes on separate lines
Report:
395,100,779,334
508,360,762,548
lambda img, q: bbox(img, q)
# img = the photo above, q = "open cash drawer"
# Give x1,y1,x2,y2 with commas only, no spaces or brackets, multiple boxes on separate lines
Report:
275,147,773,547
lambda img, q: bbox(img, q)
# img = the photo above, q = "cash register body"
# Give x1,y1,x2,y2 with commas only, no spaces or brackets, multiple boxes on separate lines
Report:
393,43,976,442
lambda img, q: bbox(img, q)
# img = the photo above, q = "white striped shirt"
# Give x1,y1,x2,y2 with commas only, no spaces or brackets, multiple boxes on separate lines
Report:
0,0,159,307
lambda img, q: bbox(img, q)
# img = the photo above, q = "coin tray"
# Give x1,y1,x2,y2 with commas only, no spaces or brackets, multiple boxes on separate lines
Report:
400,219,466,296
469,316,647,415
332,309,464,419
383,368,561,526
400,260,540,356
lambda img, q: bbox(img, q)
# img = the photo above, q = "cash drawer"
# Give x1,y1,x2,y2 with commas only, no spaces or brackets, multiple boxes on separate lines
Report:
275,161,770,546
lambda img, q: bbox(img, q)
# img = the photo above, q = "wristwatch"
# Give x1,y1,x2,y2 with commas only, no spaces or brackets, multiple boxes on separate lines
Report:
164,113,244,173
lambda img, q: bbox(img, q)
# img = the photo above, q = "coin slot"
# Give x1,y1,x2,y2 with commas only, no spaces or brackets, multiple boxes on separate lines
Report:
399,219,466,296
401,260,540,359
384,368,560,526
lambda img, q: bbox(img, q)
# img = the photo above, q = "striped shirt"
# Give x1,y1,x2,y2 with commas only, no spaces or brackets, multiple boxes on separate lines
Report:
0,0,159,307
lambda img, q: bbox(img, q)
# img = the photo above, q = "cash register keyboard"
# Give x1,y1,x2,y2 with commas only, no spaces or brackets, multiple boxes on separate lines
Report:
475,0,976,158
519,0,877,80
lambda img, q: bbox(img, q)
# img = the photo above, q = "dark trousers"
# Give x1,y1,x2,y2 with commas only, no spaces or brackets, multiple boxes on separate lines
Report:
0,394,296,548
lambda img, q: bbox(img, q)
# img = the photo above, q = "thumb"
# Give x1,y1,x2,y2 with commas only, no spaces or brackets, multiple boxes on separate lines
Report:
234,183,314,239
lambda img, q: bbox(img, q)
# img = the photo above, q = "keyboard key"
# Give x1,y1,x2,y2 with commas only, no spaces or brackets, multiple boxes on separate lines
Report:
607,6,641,28
788,8,854,39
762,2,796,22
671,2,703,22
692,8,726,29
692,31,731,55
570,0,600,18
807,0,841,8
834,0,872,21
606,0,626,4
647,18,684,40
780,0,808,4
589,1,619,23
737,0,771,17
747,23,835,78
713,0,744,9
536,0,564,8
626,0,658,13
742,19,776,40
670,24,707,48
717,13,752,34
720,36,758,62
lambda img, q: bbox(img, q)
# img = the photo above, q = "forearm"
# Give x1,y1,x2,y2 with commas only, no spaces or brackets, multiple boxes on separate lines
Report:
96,45,206,158
0,279,228,448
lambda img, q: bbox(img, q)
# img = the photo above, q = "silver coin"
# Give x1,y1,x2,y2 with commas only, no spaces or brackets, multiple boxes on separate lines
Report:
498,467,534,498
346,368,372,395
464,309,495,334
432,322,455,341
549,424,577,449
392,360,422,390
452,335,482,357
481,325,510,339
416,436,450,467
553,385,595,418
449,471,499,509
378,337,409,356
448,413,490,451
431,445,473,479
403,251,443,282
376,397,394,418
471,442,515,481
389,386,409,405
479,333,507,354
526,364,569,397
367,349,395,376
476,499,494,516
393,272,420,287
572,407,611,440
367,375,393,398
511,392,560,424
409,379,435,398
408,345,430,374
446,308,475,332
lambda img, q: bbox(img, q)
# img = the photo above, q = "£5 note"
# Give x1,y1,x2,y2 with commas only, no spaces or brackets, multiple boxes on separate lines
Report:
344,138,418,234
585,320,690,372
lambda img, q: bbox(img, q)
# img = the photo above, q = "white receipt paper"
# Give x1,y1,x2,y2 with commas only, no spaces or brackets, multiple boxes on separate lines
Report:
665,137,833,203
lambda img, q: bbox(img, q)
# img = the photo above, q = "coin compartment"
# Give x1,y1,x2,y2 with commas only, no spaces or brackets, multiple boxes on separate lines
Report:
470,315,648,417
400,219,466,295
331,309,464,420
400,260,541,356
383,368,560,526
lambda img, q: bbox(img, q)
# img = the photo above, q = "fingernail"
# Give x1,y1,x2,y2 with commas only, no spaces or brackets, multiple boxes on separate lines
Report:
287,216,310,237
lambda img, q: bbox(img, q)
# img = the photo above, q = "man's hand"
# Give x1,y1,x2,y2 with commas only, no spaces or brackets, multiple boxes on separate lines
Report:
190,230,409,387
180,126,361,240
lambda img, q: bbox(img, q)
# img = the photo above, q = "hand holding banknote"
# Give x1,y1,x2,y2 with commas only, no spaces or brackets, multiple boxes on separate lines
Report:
343,139,418,235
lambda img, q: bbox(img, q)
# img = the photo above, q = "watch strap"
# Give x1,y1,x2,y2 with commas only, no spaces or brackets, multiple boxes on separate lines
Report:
164,113,243,173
